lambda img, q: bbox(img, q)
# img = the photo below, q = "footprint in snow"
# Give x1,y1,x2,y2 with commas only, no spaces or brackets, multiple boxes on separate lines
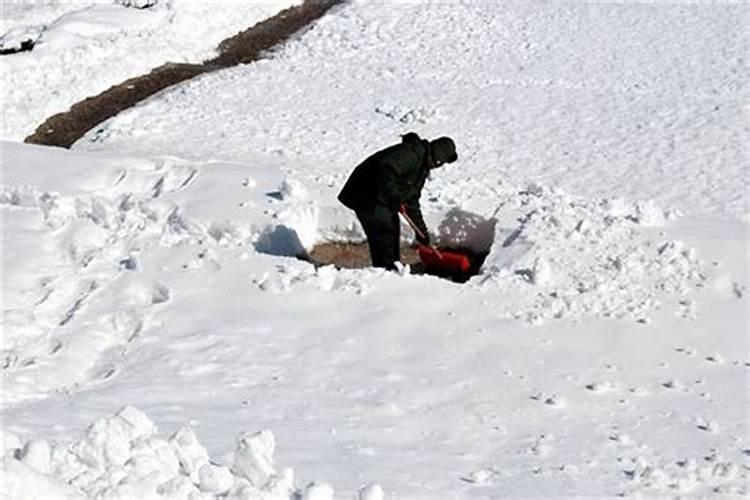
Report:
48,340,63,355
675,346,698,356
531,393,566,408
461,468,498,484
585,381,620,394
628,386,651,397
696,418,720,433
182,248,221,272
705,354,726,365
527,434,555,457
661,379,688,391
609,432,635,445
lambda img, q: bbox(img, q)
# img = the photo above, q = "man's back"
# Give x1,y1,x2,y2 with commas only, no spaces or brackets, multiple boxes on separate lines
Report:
338,141,424,213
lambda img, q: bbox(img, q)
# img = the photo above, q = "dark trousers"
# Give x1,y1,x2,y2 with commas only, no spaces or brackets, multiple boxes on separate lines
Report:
356,209,400,270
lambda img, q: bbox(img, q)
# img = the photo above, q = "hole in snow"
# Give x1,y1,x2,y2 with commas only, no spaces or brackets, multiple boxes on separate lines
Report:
255,206,495,283
300,242,488,283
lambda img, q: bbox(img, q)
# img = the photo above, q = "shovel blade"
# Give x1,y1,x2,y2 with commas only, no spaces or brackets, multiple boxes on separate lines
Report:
417,246,471,273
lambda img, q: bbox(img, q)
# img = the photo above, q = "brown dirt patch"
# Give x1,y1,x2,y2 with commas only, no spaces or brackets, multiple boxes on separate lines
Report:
304,242,488,283
24,0,345,148
306,242,421,269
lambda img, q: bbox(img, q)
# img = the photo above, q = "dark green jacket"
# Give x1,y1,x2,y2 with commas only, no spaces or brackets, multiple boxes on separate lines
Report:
338,136,430,237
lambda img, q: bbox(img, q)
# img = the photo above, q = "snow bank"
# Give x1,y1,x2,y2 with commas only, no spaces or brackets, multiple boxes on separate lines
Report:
1,406,364,500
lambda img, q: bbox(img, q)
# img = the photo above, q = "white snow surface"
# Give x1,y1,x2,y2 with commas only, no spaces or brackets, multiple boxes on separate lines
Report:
2,1,749,499
78,0,749,220
0,0,301,140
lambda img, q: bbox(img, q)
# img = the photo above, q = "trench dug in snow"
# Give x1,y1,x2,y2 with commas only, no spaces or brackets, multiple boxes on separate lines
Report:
302,242,488,283
285,207,495,283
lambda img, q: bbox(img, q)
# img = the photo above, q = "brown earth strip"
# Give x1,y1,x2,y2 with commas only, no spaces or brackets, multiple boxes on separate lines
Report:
305,242,488,283
24,0,345,148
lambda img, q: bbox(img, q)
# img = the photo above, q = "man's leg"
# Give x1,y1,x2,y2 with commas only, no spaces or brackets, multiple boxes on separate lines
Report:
357,210,400,270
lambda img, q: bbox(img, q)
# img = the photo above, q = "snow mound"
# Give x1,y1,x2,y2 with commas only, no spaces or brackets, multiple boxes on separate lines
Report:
473,182,706,323
1,406,368,500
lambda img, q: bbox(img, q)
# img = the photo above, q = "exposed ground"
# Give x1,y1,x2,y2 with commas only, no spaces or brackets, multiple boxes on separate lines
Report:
305,242,487,283
24,0,344,148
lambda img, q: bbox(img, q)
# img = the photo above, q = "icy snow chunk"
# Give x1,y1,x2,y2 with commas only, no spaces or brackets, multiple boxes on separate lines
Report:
602,197,633,218
2,457,85,500
157,475,200,497
198,463,234,494
233,430,276,486
116,406,157,439
530,256,553,286
279,177,309,200
72,406,156,468
358,482,385,500
302,481,335,500
169,426,209,477
129,437,180,477
634,200,666,226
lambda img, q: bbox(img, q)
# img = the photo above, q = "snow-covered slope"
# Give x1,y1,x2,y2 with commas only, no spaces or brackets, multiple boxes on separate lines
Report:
2,138,746,497
1,0,301,141
78,1,749,220
2,1,748,499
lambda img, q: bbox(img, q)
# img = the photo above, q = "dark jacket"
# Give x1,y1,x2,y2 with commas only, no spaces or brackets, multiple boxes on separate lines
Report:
338,135,430,238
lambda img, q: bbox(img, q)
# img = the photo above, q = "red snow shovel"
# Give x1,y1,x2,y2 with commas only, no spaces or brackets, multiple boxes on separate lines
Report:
399,206,471,274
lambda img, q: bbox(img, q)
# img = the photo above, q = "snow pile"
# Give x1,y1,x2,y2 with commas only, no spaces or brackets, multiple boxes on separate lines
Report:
471,182,705,323
1,406,364,500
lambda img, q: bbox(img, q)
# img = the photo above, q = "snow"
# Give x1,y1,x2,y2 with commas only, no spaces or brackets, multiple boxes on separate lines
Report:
77,1,749,221
2,405,339,499
0,0,302,140
2,1,748,499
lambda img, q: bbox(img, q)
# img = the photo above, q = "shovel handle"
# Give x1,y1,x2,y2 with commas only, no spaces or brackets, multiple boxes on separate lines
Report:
398,205,441,257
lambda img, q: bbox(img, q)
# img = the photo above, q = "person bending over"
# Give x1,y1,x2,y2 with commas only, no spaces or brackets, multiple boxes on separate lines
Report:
338,132,457,270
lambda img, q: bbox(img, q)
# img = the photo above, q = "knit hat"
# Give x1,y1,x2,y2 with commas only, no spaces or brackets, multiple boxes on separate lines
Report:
430,137,457,166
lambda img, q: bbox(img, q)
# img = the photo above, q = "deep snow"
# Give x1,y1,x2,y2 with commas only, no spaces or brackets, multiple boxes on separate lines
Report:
2,1,749,499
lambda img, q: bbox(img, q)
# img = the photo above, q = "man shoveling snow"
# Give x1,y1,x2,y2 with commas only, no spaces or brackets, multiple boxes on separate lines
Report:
338,132,457,270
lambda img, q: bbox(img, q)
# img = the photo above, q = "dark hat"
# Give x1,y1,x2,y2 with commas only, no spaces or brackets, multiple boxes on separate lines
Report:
430,137,457,166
